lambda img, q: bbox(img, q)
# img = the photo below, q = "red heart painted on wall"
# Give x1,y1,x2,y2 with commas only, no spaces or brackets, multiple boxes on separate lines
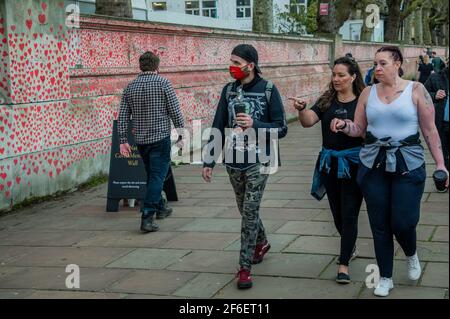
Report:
25,20,32,30
41,2,47,10
38,14,46,25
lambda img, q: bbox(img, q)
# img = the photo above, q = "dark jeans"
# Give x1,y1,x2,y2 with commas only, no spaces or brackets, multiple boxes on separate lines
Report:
137,136,171,217
357,160,426,278
323,163,363,266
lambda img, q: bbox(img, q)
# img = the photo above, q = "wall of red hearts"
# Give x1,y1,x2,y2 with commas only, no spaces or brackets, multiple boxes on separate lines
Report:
0,0,447,211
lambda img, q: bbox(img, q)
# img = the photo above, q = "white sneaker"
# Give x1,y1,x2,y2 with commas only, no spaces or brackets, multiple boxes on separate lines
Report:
407,253,422,280
374,277,394,297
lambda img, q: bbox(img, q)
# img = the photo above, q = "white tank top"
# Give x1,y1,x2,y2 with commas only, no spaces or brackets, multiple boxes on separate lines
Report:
366,81,419,141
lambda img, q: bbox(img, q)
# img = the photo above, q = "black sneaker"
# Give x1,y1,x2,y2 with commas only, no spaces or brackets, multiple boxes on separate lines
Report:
140,215,159,233
336,272,351,284
156,206,173,220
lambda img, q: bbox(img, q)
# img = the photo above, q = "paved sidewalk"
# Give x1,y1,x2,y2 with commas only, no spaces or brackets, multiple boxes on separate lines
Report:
0,123,448,299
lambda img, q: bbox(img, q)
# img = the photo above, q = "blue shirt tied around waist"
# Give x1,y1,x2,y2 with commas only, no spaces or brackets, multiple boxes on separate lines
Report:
444,97,449,122
359,132,424,173
311,146,361,201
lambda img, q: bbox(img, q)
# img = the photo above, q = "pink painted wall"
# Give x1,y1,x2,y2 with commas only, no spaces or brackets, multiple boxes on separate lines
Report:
0,5,447,211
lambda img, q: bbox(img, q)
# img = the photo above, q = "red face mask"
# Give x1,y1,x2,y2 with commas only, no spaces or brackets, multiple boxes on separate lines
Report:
229,64,249,80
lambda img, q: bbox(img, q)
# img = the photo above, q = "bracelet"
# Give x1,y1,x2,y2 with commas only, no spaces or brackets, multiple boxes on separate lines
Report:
297,105,306,112
340,121,347,130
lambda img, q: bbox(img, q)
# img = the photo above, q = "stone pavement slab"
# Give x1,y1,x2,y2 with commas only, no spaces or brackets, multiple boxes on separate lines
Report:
421,262,449,288
358,285,447,299
161,232,239,250
250,253,333,278
2,246,133,268
107,269,197,295
275,221,337,236
167,251,239,274
215,277,362,299
432,226,449,242
0,266,131,292
178,218,285,233
106,248,191,270
76,230,178,248
224,234,298,253
173,273,234,298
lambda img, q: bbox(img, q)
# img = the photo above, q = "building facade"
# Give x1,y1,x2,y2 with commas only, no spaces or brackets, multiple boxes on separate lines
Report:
65,0,308,32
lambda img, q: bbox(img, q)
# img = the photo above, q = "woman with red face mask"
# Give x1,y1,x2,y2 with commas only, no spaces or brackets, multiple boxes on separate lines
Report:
202,44,288,290
330,46,449,297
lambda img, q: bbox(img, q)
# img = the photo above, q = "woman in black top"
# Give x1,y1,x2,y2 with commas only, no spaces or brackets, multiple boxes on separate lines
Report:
289,57,366,284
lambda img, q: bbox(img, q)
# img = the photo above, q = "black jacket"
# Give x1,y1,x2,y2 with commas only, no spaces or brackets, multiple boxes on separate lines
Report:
203,75,287,170
424,67,449,128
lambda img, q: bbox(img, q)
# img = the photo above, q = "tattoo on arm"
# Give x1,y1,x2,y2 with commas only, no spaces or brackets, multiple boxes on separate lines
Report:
422,86,434,107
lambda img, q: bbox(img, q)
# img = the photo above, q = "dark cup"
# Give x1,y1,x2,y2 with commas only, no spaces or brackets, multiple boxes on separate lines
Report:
335,108,348,120
234,102,247,115
433,170,448,192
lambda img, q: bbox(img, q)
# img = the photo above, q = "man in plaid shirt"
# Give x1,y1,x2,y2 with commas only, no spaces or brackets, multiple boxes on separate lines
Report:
118,51,185,233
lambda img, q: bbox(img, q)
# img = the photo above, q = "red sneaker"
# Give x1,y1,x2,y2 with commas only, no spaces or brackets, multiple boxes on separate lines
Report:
236,268,253,289
252,240,271,264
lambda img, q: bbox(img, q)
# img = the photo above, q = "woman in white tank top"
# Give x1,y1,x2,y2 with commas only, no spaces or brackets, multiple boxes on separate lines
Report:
329,46,448,297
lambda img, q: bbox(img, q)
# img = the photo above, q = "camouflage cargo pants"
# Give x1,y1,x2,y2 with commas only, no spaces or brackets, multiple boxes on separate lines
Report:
226,163,270,270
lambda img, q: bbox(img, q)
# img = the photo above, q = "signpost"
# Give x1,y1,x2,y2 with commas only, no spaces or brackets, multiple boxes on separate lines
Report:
319,3,329,16
106,120,178,212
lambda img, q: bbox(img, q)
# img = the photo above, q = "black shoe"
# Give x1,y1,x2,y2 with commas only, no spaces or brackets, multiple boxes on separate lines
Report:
140,215,159,233
336,272,351,284
156,206,173,220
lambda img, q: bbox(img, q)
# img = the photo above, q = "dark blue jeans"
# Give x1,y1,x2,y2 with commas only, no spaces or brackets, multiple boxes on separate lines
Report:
357,159,426,278
137,136,171,217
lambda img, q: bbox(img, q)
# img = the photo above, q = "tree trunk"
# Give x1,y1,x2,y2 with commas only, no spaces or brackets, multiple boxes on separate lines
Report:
316,0,357,35
95,0,133,18
253,0,273,33
414,8,423,45
360,7,374,41
384,0,401,42
402,14,412,44
423,8,432,45
444,23,449,47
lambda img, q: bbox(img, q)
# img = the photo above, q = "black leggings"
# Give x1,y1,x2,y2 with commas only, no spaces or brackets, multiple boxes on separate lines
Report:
323,164,363,266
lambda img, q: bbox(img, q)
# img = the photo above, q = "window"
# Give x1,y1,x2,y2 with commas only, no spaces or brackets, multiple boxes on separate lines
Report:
290,0,307,15
185,0,217,18
202,1,217,18
152,2,167,11
236,0,251,18
185,1,200,15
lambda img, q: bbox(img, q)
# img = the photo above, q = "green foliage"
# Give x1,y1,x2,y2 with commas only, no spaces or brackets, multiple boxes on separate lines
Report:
275,0,318,35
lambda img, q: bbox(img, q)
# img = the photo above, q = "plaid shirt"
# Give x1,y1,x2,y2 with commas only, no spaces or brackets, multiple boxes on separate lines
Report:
118,72,185,145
